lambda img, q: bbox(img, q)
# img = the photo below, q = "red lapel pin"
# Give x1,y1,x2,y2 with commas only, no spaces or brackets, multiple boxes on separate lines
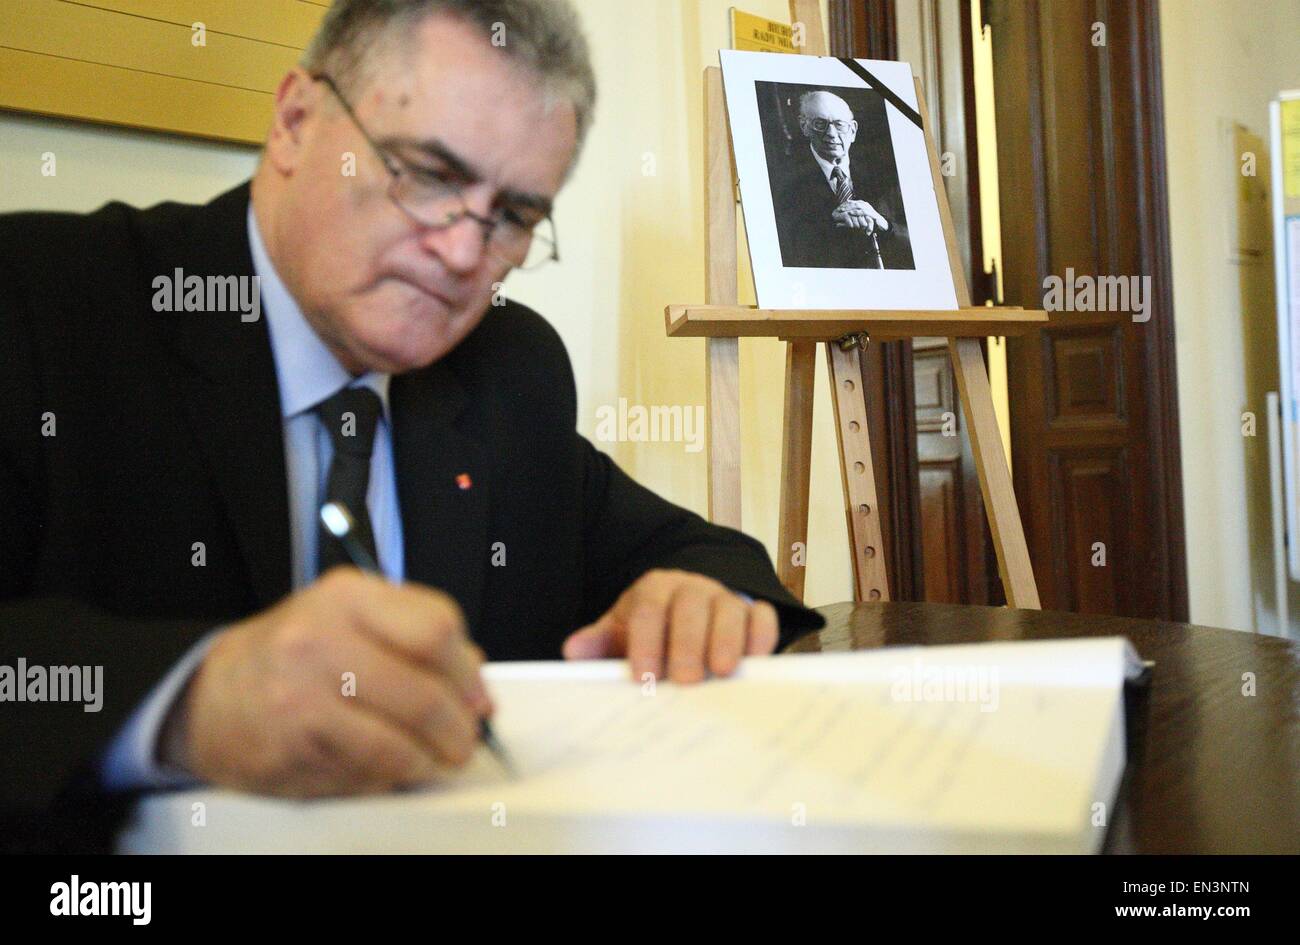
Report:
456,473,473,491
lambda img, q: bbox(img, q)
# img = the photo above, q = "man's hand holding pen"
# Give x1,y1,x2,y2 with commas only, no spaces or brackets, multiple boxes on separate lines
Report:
158,568,491,795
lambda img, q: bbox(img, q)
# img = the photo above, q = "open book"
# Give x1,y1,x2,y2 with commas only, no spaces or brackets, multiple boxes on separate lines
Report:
118,637,1145,854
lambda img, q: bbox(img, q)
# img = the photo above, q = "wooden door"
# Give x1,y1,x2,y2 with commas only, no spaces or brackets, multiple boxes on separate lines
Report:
988,0,1187,618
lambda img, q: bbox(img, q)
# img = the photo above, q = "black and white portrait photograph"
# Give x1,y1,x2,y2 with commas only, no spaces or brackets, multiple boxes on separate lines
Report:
720,51,957,310
759,81,914,271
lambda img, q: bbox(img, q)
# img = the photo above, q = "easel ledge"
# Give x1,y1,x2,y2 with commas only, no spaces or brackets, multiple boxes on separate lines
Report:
666,305,1048,340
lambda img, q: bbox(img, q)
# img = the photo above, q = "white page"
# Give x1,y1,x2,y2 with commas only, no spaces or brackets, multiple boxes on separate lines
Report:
119,638,1135,854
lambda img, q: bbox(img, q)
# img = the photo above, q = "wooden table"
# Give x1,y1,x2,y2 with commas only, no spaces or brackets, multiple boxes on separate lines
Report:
792,601,1300,854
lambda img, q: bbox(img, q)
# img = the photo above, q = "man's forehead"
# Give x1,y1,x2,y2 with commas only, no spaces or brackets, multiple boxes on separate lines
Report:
803,93,853,119
356,20,576,203
363,86,573,205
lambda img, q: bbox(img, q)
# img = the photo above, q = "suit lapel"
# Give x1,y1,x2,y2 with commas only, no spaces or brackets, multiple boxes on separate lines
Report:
390,363,491,633
147,183,293,609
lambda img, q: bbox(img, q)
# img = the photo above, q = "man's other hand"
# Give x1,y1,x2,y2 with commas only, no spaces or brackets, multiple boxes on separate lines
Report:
831,199,888,232
158,567,490,796
561,570,780,683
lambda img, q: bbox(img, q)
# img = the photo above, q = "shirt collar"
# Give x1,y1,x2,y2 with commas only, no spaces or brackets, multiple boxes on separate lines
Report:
809,143,851,185
247,204,391,421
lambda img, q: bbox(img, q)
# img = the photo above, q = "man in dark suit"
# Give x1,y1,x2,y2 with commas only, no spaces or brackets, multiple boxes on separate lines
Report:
0,0,821,852
773,90,914,271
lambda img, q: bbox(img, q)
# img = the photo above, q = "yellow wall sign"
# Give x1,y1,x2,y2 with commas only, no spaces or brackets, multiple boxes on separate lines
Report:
0,0,327,146
1282,97,1300,200
730,8,797,54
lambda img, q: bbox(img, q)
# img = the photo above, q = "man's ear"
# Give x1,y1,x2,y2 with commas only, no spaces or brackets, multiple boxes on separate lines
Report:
265,68,320,175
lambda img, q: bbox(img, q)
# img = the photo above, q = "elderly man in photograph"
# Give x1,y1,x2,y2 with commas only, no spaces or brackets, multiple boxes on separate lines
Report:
774,89,914,270
0,0,821,852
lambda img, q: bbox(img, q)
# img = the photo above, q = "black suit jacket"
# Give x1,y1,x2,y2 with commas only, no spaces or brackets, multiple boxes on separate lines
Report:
773,146,913,271
0,183,822,851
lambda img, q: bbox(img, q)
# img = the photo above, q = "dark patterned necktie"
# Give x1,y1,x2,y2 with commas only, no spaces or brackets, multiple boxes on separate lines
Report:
314,386,383,575
831,164,854,206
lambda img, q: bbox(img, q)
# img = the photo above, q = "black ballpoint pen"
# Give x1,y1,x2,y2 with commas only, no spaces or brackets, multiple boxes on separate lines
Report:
318,501,517,777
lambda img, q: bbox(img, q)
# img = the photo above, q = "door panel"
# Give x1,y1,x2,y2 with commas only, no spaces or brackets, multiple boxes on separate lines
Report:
989,0,1187,619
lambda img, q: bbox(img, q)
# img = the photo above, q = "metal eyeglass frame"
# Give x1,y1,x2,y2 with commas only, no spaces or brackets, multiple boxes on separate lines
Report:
310,72,559,271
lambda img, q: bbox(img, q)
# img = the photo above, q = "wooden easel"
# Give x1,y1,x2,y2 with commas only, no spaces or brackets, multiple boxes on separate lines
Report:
668,0,1044,609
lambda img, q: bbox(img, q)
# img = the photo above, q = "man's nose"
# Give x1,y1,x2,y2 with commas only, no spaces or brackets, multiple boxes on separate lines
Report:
418,213,489,274
429,183,503,272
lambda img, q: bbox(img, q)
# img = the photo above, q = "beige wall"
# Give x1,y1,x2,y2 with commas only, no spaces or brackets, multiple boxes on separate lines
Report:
0,110,257,213
1162,0,1300,633
0,1,854,607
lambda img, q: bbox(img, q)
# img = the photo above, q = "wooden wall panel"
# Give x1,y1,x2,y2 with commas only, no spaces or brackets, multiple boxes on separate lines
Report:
87,1,327,48
0,0,326,144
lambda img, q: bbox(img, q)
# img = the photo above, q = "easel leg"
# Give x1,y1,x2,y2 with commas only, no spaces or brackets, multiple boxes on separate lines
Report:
948,337,1041,609
777,341,816,599
706,336,742,529
826,341,891,602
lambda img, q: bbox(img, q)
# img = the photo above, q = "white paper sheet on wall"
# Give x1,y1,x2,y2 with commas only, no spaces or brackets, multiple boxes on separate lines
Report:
1271,92,1300,584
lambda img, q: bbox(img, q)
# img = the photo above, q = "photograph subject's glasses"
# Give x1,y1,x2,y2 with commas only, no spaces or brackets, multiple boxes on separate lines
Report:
312,73,559,271
809,117,854,135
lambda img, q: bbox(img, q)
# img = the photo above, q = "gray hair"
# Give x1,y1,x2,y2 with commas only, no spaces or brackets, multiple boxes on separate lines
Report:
303,0,597,155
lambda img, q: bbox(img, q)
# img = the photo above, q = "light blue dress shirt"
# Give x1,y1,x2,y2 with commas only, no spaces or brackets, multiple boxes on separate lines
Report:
100,205,405,790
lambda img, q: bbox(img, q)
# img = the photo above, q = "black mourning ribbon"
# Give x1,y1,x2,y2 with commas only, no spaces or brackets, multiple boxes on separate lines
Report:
836,58,923,130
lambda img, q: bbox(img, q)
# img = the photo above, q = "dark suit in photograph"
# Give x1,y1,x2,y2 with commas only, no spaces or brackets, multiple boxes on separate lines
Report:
773,145,914,270
0,183,823,852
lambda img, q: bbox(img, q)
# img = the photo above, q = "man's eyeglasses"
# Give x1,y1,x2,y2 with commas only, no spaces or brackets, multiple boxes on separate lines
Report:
311,73,559,271
807,118,855,135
